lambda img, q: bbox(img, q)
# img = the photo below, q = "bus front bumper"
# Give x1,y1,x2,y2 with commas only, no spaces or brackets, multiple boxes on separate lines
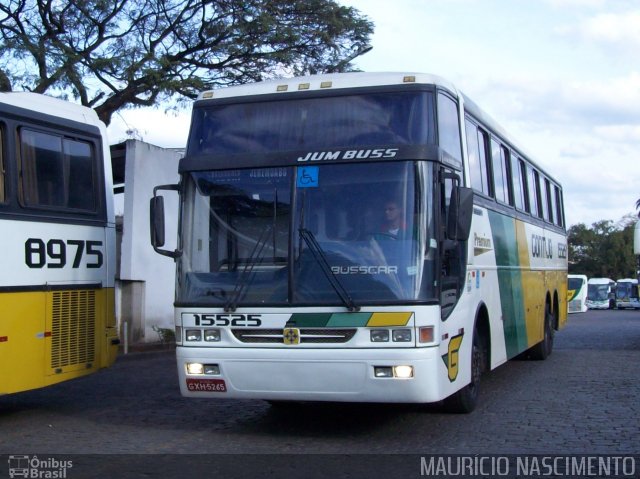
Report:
176,346,443,403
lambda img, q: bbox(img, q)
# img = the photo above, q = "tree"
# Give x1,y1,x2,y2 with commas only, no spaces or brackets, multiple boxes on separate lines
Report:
568,215,637,279
0,0,373,125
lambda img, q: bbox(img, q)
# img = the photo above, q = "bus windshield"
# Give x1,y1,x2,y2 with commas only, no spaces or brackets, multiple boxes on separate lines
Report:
568,277,584,291
587,284,610,301
187,91,435,155
178,161,436,307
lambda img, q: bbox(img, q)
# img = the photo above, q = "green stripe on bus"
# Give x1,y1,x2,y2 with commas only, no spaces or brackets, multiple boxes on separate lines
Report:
488,211,528,358
326,313,372,327
288,313,332,327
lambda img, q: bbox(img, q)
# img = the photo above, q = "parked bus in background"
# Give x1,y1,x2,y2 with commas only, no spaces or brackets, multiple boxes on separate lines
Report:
151,72,567,413
586,278,616,310
615,279,640,309
0,92,118,395
567,274,588,313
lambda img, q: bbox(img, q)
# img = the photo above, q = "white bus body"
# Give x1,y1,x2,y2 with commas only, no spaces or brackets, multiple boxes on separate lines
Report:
585,277,616,310
615,279,640,309
567,274,588,313
153,72,567,412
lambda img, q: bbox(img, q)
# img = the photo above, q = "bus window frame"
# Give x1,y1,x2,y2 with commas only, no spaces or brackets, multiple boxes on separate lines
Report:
0,124,5,204
15,124,105,219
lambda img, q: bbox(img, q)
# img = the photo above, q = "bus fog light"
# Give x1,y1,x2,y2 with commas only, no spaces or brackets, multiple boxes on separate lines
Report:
419,326,434,343
186,362,204,375
370,329,389,342
185,329,201,342
204,329,221,342
393,365,414,378
374,366,393,378
204,364,220,375
392,329,412,342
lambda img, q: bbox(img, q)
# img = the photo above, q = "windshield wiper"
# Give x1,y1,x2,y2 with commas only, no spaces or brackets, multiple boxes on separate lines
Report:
298,228,360,312
224,224,273,312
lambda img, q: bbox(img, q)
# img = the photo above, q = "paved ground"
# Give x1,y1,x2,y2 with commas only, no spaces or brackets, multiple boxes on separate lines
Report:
1,309,638,477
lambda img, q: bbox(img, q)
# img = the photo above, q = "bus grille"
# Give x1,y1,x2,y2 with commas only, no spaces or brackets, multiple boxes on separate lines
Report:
568,300,583,313
51,290,96,369
232,328,357,344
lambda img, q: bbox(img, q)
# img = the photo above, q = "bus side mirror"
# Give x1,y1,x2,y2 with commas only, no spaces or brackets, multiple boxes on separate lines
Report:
150,184,181,259
150,196,166,248
447,186,473,242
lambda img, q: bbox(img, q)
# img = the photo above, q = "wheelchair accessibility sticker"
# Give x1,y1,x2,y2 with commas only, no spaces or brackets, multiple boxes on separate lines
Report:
297,166,319,188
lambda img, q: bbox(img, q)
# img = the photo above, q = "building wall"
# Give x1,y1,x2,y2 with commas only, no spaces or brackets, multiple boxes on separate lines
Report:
117,140,182,343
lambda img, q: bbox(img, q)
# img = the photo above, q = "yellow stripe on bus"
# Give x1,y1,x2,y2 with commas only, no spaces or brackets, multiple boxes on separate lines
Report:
366,312,413,327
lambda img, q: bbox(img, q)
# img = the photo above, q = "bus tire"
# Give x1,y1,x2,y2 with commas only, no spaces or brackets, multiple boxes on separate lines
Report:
529,303,554,360
443,330,482,414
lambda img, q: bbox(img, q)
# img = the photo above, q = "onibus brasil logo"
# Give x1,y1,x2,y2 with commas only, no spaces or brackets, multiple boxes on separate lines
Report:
8,455,72,478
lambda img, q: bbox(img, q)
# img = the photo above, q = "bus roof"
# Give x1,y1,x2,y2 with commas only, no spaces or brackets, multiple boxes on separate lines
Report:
196,72,458,101
0,91,103,128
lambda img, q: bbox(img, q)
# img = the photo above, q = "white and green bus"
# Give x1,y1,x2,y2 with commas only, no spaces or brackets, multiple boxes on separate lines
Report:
567,274,588,313
151,72,568,412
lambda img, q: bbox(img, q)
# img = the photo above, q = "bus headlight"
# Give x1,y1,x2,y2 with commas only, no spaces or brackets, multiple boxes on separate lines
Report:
370,330,390,342
393,365,414,378
392,329,412,342
204,329,221,342
185,329,202,342
186,362,204,375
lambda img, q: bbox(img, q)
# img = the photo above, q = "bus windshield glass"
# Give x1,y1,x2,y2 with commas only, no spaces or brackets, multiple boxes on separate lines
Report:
587,284,610,301
568,277,584,291
187,91,435,155
178,161,436,307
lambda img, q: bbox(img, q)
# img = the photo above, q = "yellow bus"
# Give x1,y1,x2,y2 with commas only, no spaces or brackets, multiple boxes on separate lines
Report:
0,92,118,395
152,72,567,412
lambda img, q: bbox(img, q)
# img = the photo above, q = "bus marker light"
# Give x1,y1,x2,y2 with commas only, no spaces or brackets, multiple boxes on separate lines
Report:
374,366,393,378
419,326,434,343
393,365,414,379
370,329,390,342
392,329,412,342
186,362,204,375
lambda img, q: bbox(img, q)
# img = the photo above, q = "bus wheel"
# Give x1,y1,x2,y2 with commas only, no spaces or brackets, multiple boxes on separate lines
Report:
530,303,555,360
443,330,482,414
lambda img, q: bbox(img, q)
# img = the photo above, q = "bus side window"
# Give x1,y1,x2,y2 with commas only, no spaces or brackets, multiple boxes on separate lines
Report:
0,125,5,204
544,178,554,224
437,93,462,166
19,129,97,212
511,155,526,211
465,119,487,193
490,139,512,205
477,128,492,196
554,185,565,228
526,165,540,218
537,171,548,220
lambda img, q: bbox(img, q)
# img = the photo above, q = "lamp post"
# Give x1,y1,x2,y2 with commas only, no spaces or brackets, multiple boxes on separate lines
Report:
325,44,373,73
634,219,640,285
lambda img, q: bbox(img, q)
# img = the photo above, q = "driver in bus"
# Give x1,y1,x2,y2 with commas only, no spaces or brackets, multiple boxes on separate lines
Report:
378,199,406,239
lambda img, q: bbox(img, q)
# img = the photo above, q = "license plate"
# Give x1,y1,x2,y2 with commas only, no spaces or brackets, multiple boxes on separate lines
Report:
186,378,227,393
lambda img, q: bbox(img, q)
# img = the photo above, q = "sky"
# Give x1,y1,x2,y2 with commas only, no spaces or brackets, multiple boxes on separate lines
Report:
106,0,640,228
